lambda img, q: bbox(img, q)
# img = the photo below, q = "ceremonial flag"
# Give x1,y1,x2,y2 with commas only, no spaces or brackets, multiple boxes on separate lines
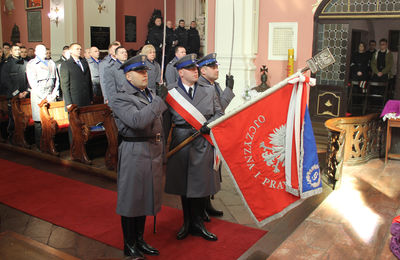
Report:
210,75,322,226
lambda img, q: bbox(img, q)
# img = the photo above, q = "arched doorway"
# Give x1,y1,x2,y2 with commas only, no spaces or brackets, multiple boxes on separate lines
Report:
310,0,400,121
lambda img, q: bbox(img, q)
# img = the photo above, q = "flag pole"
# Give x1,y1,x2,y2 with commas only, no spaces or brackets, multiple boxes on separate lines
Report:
160,0,167,82
228,0,235,76
155,0,167,233
209,47,336,128
166,69,304,159
167,48,335,158
208,70,305,129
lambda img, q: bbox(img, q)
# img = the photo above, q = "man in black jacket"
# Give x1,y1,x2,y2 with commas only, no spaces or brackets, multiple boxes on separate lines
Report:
1,45,29,141
188,21,200,56
165,20,178,63
60,43,93,144
146,17,164,65
60,43,93,110
175,19,188,51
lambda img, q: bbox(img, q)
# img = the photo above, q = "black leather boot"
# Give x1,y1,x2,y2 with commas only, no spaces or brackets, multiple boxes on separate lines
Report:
177,196,190,240
121,216,145,259
206,196,223,217
189,198,218,241
135,216,159,255
203,208,211,222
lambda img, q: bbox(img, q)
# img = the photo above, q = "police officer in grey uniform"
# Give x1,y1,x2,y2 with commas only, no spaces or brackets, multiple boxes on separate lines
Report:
196,53,235,220
87,46,102,97
26,44,59,148
111,55,168,259
99,41,120,104
165,54,223,241
103,46,128,106
140,44,161,92
164,46,186,85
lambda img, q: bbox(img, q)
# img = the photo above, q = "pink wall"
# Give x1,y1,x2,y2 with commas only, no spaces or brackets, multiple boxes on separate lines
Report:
206,0,315,85
116,0,175,51
1,0,50,48
255,0,315,85
206,0,216,53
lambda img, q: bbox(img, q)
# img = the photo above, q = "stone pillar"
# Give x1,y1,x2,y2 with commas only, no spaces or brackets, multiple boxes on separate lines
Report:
175,0,196,26
214,0,259,112
50,0,77,58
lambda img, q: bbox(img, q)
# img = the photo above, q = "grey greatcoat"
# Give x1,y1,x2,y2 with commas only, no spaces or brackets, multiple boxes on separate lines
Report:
99,55,115,103
87,57,101,96
103,60,125,105
197,75,235,112
145,59,161,92
111,80,167,217
26,57,59,121
165,80,224,198
164,57,179,85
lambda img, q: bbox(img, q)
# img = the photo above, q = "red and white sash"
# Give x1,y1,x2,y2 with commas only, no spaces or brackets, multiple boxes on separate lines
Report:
166,88,220,170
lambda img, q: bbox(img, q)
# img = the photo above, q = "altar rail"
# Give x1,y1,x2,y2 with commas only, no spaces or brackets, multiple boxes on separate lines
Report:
324,113,385,189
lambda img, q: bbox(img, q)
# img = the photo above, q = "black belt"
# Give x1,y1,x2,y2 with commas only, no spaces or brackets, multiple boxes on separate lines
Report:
174,124,194,129
121,133,161,142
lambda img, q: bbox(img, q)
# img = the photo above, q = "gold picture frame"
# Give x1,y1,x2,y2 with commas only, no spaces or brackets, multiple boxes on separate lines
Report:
26,0,43,10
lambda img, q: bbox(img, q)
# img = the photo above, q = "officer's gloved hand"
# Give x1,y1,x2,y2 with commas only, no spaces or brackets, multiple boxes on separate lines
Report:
226,74,234,90
200,123,211,135
156,82,168,100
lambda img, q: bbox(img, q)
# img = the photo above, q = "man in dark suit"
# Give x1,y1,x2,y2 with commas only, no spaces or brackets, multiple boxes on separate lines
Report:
60,43,93,110
60,43,93,145
175,19,188,51
187,21,200,56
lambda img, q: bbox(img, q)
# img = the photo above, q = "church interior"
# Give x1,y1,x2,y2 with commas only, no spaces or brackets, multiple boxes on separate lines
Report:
1,0,400,259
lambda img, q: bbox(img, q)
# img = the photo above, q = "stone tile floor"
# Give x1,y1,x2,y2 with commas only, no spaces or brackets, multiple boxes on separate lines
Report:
269,158,400,260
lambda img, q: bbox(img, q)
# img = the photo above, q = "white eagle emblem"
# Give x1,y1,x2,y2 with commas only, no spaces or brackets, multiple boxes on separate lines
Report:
259,124,286,173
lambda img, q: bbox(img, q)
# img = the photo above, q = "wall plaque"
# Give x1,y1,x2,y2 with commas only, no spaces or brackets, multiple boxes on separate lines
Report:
27,11,42,42
90,26,110,51
26,0,42,10
125,16,137,42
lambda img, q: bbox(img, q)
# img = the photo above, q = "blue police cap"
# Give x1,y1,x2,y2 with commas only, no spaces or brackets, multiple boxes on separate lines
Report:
197,53,218,68
120,55,149,73
174,54,198,70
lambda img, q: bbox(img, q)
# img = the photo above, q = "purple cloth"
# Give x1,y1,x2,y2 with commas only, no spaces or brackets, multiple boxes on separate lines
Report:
390,222,400,259
381,100,400,118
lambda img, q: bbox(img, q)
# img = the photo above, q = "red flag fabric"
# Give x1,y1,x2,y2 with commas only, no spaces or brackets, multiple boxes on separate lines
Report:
211,84,302,226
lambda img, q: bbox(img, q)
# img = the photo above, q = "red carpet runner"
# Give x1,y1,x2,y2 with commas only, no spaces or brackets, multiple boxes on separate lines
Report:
0,159,266,259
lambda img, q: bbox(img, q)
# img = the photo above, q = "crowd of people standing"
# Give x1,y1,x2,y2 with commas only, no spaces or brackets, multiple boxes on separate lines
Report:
0,16,234,259
146,18,200,66
350,38,394,84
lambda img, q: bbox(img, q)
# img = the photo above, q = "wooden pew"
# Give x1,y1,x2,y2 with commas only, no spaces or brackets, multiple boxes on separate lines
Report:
39,100,69,155
0,96,8,142
68,104,118,171
11,97,34,147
